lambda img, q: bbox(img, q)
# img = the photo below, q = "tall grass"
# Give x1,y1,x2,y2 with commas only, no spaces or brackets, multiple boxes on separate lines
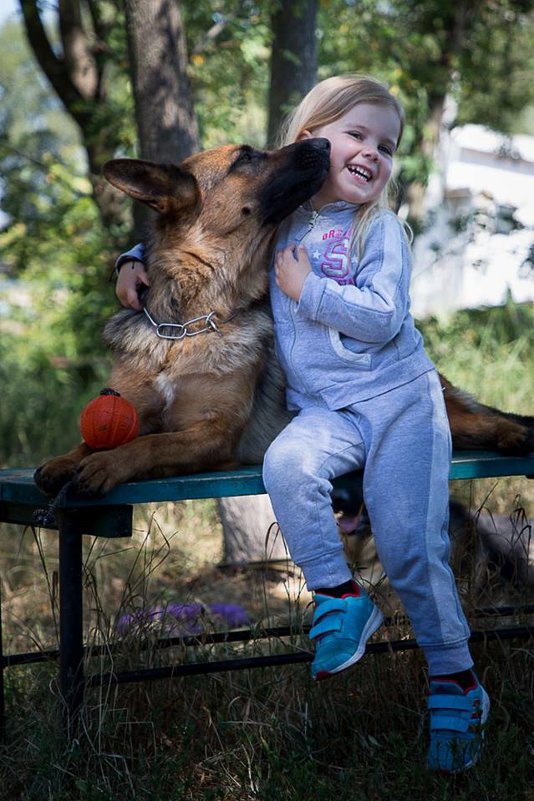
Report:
2,615,532,799
2,513,533,801
0,334,108,469
0,301,533,799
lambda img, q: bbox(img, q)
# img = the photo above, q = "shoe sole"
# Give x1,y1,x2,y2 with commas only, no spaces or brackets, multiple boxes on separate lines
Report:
313,606,384,681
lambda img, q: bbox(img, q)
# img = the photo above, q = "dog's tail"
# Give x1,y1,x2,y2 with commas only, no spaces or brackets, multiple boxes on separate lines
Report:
442,376,534,454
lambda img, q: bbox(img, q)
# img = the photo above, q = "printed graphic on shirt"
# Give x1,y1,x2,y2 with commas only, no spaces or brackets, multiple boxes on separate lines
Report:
316,226,355,285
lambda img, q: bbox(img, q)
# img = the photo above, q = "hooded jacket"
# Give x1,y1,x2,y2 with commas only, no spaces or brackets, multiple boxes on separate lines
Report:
270,201,435,410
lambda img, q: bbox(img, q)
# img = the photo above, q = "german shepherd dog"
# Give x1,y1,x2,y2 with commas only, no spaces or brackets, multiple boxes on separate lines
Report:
34,139,534,498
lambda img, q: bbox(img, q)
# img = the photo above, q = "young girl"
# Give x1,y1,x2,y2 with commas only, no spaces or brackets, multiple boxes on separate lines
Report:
115,75,489,773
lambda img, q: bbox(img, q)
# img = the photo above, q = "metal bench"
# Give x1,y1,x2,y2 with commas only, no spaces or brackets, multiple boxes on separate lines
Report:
1,451,533,732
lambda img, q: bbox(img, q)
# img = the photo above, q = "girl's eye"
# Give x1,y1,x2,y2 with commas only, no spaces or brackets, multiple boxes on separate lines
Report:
379,145,394,156
349,131,363,140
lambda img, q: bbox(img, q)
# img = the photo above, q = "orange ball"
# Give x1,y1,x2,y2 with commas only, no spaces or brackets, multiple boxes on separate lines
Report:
80,388,140,450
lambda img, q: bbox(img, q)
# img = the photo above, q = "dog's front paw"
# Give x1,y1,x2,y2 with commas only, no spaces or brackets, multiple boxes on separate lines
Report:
34,457,79,496
75,451,123,496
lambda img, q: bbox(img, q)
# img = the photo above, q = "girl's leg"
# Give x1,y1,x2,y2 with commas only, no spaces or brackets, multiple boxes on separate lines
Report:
263,405,384,680
360,371,472,675
263,405,366,589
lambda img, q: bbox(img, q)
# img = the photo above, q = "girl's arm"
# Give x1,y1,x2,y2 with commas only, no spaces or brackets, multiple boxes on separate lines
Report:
114,244,149,311
296,212,411,343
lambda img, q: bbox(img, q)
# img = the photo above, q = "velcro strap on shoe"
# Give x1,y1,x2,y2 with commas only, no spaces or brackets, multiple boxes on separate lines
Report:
312,598,346,621
428,696,472,712
429,713,470,733
309,598,347,641
428,696,472,733
310,615,343,640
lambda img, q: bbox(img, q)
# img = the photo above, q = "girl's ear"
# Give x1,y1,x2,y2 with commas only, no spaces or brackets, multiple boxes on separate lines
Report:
298,129,314,140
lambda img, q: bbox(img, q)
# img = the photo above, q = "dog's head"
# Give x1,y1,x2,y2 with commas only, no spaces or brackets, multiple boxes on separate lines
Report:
104,140,329,305
103,139,330,236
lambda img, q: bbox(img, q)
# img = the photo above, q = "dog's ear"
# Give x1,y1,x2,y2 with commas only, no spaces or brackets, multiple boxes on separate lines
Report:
103,159,199,215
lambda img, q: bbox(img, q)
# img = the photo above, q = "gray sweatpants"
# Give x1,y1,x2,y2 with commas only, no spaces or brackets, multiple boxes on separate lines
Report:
262,370,473,675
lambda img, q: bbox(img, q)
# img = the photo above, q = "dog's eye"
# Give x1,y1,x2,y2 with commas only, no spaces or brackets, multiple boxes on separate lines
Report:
241,206,251,216
230,146,265,172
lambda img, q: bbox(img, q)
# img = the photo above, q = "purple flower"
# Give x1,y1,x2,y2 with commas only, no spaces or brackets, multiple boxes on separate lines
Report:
116,610,150,634
165,603,205,635
116,600,250,636
208,603,250,627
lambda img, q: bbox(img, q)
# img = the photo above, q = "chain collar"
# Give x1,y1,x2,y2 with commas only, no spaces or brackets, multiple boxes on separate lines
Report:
143,306,238,340
143,306,220,340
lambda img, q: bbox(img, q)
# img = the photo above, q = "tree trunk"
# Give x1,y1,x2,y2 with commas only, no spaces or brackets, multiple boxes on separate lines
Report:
124,0,199,164
267,0,318,146
123,0,200,238
218,496,288,564
239,0,320,562
403,0,477,226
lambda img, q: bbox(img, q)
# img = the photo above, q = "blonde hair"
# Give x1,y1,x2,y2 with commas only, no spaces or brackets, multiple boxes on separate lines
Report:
278,74,406,256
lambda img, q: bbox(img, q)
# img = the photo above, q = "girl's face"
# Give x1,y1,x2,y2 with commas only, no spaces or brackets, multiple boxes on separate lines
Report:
301,102,401,209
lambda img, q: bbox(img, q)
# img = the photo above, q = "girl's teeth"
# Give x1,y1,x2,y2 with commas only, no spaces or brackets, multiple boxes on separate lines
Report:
348,166,371,181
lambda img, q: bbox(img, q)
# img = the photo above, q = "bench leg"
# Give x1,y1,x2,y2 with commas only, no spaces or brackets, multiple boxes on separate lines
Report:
57,511,84,724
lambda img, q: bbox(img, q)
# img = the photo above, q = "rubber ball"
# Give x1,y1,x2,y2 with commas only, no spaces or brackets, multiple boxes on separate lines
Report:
80,388,140,450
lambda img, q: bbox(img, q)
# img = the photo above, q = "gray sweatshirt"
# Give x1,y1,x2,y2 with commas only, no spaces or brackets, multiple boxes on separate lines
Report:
270,201,435,410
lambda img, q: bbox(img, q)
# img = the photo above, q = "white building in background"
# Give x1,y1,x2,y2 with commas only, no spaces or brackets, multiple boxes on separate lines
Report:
410,124,534,319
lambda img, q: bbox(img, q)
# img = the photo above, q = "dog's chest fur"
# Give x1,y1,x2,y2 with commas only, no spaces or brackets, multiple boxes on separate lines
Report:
154,371,178,409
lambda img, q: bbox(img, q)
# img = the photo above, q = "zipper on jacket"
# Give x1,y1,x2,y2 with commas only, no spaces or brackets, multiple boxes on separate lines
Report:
296,208,320,245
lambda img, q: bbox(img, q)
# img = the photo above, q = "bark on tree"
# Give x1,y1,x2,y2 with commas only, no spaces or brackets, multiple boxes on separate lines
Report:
227,0,319,561
218,495,288,564
403,92,448,221
123,0,200,237
267,0,318,146
124,0,199,164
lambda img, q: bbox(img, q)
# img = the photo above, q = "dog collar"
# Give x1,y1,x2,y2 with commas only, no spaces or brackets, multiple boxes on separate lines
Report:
143,306,239,340
143,306,221,340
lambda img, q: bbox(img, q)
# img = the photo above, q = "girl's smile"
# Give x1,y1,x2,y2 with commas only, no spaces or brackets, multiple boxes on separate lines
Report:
301,103,401,209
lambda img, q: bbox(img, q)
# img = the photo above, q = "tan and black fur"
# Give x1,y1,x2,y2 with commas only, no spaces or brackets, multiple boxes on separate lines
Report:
34,138,534,497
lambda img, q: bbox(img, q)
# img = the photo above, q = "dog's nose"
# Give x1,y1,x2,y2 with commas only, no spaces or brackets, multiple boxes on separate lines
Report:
296,137,330,168
305,138,330,155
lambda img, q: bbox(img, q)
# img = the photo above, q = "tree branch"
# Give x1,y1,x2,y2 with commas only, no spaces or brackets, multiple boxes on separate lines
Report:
19,0,86,115
59,0,99,100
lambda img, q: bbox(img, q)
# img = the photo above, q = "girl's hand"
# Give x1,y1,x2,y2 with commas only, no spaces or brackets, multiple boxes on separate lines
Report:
116,260,150,310
274,245,312,301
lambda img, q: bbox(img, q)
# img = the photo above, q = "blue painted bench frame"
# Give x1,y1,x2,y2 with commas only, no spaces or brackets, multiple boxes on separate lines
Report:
0,450,533,730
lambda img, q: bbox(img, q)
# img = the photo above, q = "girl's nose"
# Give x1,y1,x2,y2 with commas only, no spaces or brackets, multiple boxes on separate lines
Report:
362,145,379,161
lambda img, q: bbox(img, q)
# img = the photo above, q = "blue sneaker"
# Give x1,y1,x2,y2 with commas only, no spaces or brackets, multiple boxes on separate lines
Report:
427,676,490,773
309,590,384,681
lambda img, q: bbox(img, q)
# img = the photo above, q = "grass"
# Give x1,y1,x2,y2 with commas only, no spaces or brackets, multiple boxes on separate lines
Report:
0,300,533,799
1,490,532,800
2,643,532,799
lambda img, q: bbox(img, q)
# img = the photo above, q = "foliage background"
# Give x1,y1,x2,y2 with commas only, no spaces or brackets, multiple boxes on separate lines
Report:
0,4,533,800
1,0,533,467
